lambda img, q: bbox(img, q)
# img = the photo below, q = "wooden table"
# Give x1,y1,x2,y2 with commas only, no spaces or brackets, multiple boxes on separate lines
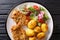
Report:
0,0,60,40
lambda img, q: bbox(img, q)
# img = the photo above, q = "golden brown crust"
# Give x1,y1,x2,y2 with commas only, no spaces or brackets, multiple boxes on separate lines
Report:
11,10,27,40
11,25,26,40
11,9,26,25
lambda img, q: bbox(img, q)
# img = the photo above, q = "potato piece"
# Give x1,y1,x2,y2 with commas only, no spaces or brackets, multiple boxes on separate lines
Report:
37,32,45,39
34,26,41,33
28,20,37,29
29,37,36,40
26,29,35,36
41,23,48,32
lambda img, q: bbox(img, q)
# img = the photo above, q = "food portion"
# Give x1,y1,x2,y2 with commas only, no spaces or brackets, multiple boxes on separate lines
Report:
11,25,26,40
11,9,27,25
11,4,49,40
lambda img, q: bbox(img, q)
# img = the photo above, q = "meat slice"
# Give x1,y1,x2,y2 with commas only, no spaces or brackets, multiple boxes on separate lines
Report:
11,25,26,40
11,9,26,25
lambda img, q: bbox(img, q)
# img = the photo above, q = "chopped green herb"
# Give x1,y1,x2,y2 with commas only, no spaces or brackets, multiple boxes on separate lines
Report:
22,9,26,12
43,14,49,21
28,7,39,16
40,7,45,11
33,16,38,21
34,11,39,16
38,22,41,26
30,13,35,19
30,13,38,21
22,12,28,14
28,7,36,12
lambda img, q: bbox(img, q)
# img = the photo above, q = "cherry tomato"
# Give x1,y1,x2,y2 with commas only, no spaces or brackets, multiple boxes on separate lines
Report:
33,5,39,10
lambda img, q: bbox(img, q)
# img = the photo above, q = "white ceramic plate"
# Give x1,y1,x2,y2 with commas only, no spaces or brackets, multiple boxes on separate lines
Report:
6,2,53,40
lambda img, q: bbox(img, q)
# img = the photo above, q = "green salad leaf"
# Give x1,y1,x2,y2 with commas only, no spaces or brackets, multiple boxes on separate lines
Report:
40,7,45,11
34,11,39,16
43,14,49,21
38,22,41,26
22,9,26,12
28,7,39,16
28,7,36,13
33,16,38,21
20,9,28,15
30,13,38,21
30,13,34,19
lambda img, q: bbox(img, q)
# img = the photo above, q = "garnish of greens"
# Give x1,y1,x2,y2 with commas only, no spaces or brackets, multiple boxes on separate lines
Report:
28,7,39,16
43,14,49,21
20,9,28,15
21,5,49,25
28,7,36,13
30,13,34,19
30,14,38,21
40,7,45,11
28,7,39,20
38,22,41,26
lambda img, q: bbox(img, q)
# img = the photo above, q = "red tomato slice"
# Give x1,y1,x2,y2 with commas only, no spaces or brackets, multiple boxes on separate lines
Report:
33,5,39,10
26,11,31,16
26,16,31,21
38,19,44,23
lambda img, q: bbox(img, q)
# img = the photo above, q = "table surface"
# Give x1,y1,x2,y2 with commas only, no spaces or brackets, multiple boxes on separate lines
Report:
0,0,60,40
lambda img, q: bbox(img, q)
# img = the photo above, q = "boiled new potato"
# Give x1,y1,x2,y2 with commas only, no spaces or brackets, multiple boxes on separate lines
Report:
29,37,36,40
28,20,37,29
37,32,45,39
41,23,48,32
26,29,35,36
34,26,41,33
